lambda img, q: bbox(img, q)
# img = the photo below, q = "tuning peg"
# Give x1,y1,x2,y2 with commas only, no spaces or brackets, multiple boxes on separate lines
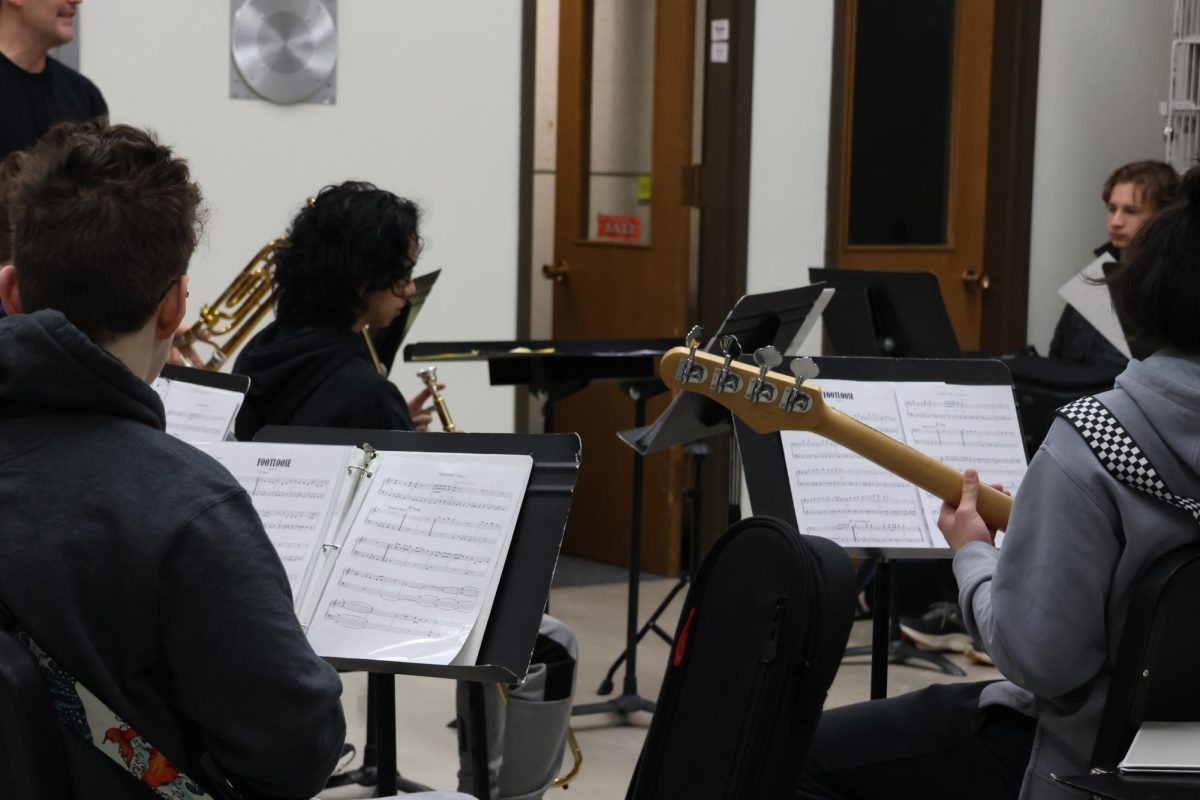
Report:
790,356,819,384
676,324,706,384
719,334,742,362
747,346,783,403
711,334,743,394
782,356,819,413
754,346,783,372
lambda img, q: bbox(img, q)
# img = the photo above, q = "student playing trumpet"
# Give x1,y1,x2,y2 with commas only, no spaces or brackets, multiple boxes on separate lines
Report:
233,181,444,440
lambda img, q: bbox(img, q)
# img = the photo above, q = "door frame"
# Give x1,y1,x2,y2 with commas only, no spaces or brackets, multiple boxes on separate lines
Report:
824,0,1042,353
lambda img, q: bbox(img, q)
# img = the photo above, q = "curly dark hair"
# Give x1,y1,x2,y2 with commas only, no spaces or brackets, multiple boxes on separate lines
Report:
1110,165,1200,354
9,120,204,343
273,181,423,330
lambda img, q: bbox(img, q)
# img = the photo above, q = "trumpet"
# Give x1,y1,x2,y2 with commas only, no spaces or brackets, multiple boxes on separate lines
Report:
417,366,457,432
175,240,281,369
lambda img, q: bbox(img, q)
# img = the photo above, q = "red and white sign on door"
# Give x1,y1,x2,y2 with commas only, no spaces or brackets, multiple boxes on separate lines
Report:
596,214,642,241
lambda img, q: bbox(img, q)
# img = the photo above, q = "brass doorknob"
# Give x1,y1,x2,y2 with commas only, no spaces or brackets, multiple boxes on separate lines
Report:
542,261,570,283
962,269,991,291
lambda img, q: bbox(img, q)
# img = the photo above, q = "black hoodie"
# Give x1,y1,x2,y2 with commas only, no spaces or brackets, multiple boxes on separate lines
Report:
233,321,414,441
0,310,345,799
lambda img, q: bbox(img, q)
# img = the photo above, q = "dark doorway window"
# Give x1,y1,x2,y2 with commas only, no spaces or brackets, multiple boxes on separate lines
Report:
847,0,954,245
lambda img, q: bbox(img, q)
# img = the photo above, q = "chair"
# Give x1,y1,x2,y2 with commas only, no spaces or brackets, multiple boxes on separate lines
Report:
1091,541,1200,769
0,626,73,800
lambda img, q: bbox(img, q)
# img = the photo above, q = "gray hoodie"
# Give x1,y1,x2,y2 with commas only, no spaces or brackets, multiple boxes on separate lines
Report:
954,349,1200,799
0,310,346,799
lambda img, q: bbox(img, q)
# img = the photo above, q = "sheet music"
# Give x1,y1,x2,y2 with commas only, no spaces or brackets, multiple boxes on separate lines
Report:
195,442,356,605
305,451,533,666
153,378,244,443
782,380,933,548
893,382,1027,545
782,380,1027,550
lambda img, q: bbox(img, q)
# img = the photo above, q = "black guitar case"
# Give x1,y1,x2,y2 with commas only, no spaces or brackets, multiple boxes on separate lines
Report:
627,516,856,799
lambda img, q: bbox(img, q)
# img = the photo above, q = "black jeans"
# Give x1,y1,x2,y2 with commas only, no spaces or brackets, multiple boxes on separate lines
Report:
796,681,1036,800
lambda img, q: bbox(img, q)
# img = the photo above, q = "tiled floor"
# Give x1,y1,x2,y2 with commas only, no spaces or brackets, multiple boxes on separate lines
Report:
319,578,999,798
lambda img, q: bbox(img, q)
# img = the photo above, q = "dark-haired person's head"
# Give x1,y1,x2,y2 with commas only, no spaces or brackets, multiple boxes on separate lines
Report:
1110,165,1200,354
273,181,423,332
0,120,204,375
1102,161,1181,250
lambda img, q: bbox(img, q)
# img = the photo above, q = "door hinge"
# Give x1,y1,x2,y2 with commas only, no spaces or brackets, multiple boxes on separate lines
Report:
683,163,704,208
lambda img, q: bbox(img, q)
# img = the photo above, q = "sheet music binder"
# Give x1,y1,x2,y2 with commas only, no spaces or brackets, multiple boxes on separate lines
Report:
735,355,1018,560
254,425,581,684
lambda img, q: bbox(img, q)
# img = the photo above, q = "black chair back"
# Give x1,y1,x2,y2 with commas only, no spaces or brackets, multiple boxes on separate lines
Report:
0,627,73,799
1092,542,1200,769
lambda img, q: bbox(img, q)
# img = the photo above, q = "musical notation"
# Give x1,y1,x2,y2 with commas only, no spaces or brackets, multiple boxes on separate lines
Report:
808,520,929,546
302,449,534,666
378,477,512,512
337,567,479,611
784,379,1028,550
362,508,502,545
156,378,243,443
351,536,491,577
323,599,456,639
235,475,330,500
259,509,322,531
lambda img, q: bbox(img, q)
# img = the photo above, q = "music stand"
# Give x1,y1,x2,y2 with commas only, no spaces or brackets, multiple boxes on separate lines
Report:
255,426,580,799
159,363,251,393
733,355,1019,699
578,286,831,716
808,268,961,358
371,269,441,373
403,337,674,432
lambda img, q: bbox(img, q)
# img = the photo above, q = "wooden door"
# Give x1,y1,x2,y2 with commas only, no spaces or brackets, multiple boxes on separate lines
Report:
832,0,995,351
548,0,696,573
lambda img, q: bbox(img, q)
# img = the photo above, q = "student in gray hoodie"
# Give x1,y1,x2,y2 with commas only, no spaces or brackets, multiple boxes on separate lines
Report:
797,167,1200,800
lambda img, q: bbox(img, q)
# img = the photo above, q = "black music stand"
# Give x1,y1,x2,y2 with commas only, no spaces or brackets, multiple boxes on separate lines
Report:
255,426,580,799
404,337,675,432
734,356,1020,699
159,363,251,393
370,269,441,373
808,268,961,358
582,286,832,714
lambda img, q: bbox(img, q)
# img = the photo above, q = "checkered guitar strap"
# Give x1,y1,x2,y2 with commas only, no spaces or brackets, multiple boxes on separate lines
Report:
1057,396,1200,526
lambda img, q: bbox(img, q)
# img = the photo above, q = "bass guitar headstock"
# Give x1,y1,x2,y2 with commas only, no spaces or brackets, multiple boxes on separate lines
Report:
659,327,827,434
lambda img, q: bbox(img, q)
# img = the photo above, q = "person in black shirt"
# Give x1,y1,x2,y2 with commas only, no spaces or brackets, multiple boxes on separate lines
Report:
0,0,108,160
233,181,443,441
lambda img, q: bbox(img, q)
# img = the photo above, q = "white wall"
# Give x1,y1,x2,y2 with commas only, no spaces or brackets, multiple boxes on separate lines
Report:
745,0,834,355
1027,0,1174,351
82,1,524,433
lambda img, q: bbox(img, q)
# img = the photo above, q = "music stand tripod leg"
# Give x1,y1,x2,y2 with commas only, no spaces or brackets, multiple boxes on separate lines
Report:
573,387,657,718
595,442,706,693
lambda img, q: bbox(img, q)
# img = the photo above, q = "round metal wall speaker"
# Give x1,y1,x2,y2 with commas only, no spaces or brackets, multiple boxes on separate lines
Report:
231,0,336,105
